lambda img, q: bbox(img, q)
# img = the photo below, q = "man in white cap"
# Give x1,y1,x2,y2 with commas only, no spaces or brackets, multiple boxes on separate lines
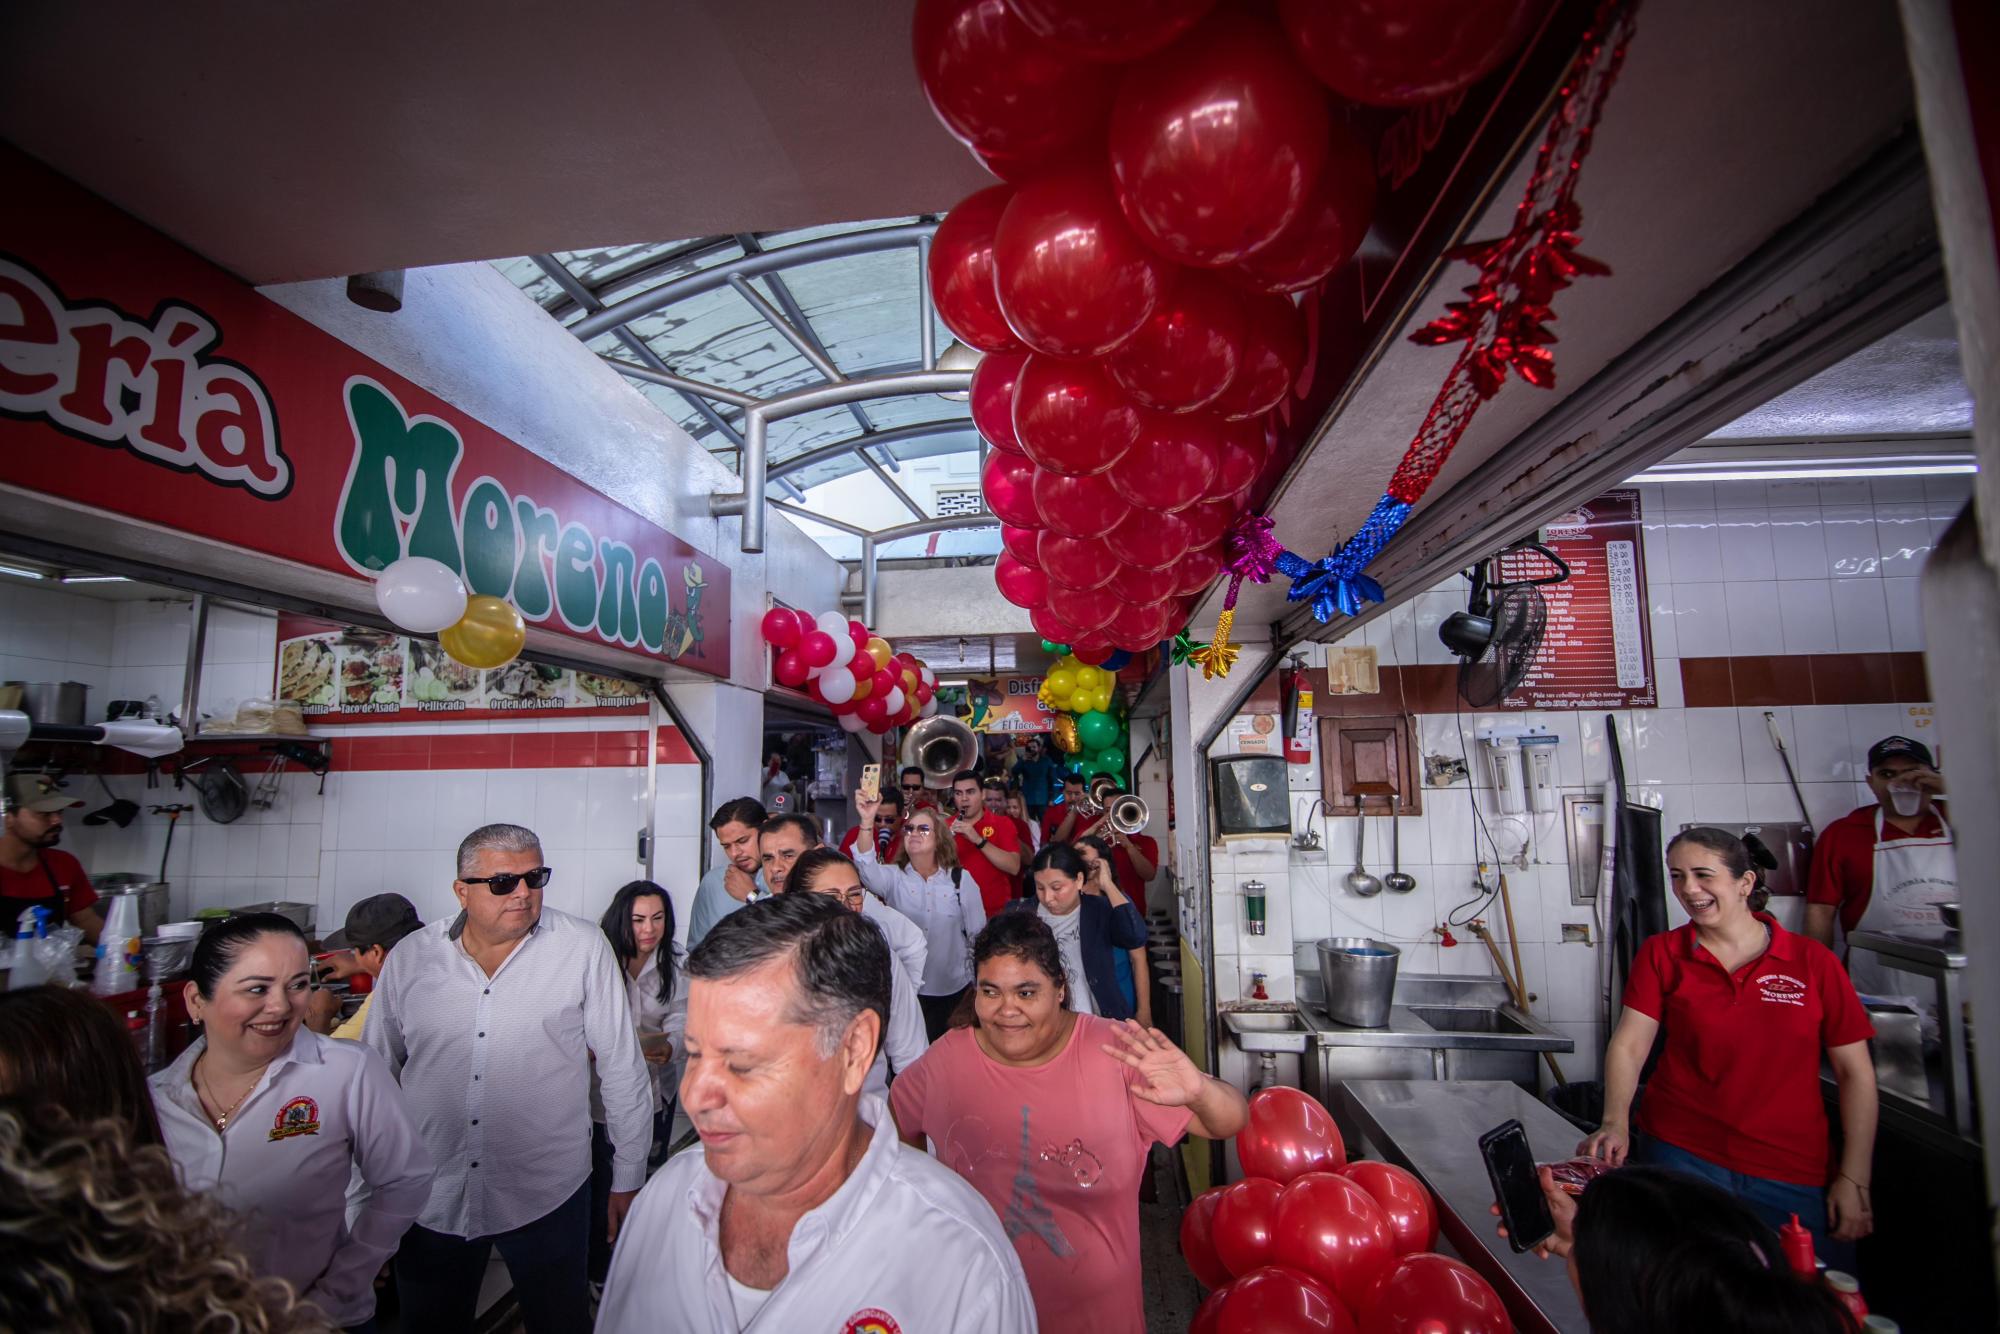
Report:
1,773,102,942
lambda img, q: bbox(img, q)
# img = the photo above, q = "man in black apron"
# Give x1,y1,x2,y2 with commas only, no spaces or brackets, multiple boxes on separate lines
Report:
1,773,103,943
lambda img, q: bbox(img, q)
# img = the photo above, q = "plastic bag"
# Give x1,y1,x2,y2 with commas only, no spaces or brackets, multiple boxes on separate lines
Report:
31,924,84,985
1540,1156,1615,1196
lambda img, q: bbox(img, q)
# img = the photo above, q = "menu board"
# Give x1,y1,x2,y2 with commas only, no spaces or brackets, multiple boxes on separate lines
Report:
1495,490,1655,710
274,615,648,724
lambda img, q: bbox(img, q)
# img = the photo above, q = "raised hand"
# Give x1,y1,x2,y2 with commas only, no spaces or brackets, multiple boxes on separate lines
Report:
1101,1019,1203,1107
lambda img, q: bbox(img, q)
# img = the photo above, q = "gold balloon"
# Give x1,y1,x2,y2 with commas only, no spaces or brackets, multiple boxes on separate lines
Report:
1053,713,1082,754
439,595,526,669
866,636,894,673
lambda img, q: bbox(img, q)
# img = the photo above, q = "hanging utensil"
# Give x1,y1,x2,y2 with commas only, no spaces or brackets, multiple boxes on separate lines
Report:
81,760,141,828
149,804,193,882
250,751,285,811
193,760,248,824
1385,793,1416,894
1763,712,1816,851
1345,796,1383,897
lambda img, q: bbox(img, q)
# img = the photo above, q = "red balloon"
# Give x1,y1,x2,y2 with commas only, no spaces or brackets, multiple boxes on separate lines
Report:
1047,581,1122,633
1180,1185,1234,1290
1112,562,1182,606
1106,411,1223,513
773,649,810,687
1207,418,1265,500
1106,269,1246,412
913,0,1114,165
1212,1177,1285,1277
1107,598,1181,650
994,167,1168,358
760,607,804,647
1235,121,1377,294
972,348,1032,453
1190,1286,1229,1334
1003,0,1219,62
858,695,890,727
1357,1254,1510,1334
800,631,838,669
995,552,1049,608
1272,1172,1396,1312
1030,604,1087,645
1038,531,1121,590
1109,12,1331,266
847,619,871,650
1239,1087,1348,1184
1072,640,1115,666
873,667,899,697
928,185,1023,353
1218,1266,1354,1334
983,451,1044,527
1174,543,1223,598
1278,0,1539,108
1014,354,1144,477
1182,498,1238,549
1032,468,1132,539
1211,292,1306,419
1001,523,1044,565
1340,1161,1439,1257
1112,507,1192,571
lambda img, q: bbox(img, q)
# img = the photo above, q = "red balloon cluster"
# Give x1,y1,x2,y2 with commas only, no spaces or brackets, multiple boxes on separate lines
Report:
758,608,939,736
914,0,1548,650
1179,1087,1497,1332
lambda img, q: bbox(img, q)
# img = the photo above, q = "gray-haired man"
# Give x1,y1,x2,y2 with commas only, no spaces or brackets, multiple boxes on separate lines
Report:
596,893,1033,1332
364,823,651,1333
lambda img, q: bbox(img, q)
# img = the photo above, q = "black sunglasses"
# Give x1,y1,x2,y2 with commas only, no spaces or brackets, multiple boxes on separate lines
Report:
460,866,553,894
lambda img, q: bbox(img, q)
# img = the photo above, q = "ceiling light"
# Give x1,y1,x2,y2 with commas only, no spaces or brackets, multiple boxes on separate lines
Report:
936,340,980,401
59,574,132,584
1632,462,1976,483
0,563,46,580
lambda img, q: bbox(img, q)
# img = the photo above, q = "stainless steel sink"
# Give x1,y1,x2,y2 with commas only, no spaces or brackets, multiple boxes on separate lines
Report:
1223,1008,1313,1053
1407,1005,1534,1036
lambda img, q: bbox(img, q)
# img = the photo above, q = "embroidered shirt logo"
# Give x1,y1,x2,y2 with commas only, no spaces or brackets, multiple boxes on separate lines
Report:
841,1310,902,1334
1756,973,1807,1007
269,1095,321,1140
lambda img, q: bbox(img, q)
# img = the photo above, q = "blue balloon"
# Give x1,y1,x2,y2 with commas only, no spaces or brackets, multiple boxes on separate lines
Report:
1101,649,1133,672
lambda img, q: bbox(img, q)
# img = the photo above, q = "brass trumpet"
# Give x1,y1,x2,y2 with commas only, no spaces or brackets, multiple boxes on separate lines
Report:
1080,774,1149,836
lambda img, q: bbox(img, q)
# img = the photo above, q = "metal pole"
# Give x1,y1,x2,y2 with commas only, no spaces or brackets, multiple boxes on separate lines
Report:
917,235,936,371
599,356,761,409
179,594,209,736
862,536,879,626
770,501,869,537
769,420,978,482
727,273,846,383
858,449,928,522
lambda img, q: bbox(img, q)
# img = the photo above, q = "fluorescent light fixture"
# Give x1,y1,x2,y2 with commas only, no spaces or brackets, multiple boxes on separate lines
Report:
0,563,46,580
1631,455,1976,484
59,574,132,585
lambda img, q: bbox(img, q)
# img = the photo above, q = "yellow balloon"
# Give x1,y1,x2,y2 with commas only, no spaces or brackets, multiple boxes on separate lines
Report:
1093,686,1114,713
1046,668,1076,695
439,595,526,669
1074,665,1102,691
1053,714,1082,754
851,671,875,701
866,637,893,673
1057,654,1082,673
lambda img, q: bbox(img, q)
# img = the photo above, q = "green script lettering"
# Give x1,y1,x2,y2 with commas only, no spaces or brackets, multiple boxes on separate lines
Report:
460,479,518,597
597,540,640,646
513,499,560,619
336,379,464,573
554,523,599,630
636,559,668,652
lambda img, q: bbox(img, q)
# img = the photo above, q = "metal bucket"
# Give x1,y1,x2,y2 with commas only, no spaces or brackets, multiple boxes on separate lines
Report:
22,681,88,725
1316,936,1401,1028
99,878,171,937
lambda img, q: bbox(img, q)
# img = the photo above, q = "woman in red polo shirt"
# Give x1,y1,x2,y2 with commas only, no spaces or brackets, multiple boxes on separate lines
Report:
1582,827,1878,1255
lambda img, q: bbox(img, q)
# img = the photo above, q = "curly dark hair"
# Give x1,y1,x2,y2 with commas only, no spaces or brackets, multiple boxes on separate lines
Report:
0,1110,333,1333
967,910,1072,1021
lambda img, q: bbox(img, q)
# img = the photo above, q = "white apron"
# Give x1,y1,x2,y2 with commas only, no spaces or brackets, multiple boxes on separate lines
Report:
1846,807,1957,998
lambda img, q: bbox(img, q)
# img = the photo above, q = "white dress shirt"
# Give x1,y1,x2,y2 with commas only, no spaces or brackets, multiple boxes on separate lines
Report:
592,946,689,1120
152,1027,434,1327
364,907,652,1237
688,863,768,948
595,1094,1036,1334
855,850,989,996
866,941,930,1099
861,892,930,988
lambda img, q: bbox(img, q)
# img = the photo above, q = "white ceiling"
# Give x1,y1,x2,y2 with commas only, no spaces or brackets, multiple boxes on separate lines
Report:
1704,303,1970,440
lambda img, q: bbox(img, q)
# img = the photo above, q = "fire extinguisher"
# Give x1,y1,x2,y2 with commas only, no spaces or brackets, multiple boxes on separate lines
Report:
1281,655,1314,766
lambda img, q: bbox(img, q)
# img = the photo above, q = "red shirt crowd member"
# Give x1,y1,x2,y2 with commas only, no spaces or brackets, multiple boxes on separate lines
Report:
1805,736,1955,991
1583,827,1877,1256
1,774,103,942
840,786,905,864
1040,773,1095,846
949,771,1022,918
981,778,1035,893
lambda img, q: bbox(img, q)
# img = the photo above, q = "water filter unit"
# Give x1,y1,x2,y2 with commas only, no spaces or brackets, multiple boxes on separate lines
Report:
1481,734,1526,815
1522,734,1561,813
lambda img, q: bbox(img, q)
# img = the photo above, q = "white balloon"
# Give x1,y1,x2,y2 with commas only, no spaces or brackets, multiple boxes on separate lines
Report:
885,685,906,714
838,712,867,733
819,665,857,704
374,556,468,634
823,632,855,672
816,610,848,639
922,697,939,717
920,666,937,688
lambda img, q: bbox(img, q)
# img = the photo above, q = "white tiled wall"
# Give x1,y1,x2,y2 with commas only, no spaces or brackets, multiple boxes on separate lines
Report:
1207,475,1965,1092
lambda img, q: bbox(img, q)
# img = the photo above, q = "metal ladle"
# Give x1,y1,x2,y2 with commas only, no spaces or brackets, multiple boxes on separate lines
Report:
1385,793,1417,894
1345,796,1383,897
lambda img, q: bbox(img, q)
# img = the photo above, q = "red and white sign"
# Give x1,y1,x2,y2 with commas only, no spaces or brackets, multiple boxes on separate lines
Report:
1496,489,1656,710
0,147,728,678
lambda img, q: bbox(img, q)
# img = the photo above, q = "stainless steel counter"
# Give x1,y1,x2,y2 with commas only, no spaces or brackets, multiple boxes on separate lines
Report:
1337,1080,1590,1334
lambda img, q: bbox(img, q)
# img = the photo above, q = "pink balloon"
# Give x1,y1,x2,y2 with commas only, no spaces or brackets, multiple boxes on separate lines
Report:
994,166,1168,358
1109,12,1331,266
1238,1087,1348,1184
760,607,804,647
1341,1161,1439,1257
1013,353,1144,477
1218,1267,1355,1334
847,619,871,650
1106,268,1246,412
1179,1184,1234,1290
983,451,1045,527
1047,581,1122,633
928,185,1024,353
1212,1177,1285,1277
799,631,838,669
1037,531,1121,590
1109,411,1223,512
1032,467,1132,539
1003,0,1218,62
773,649,810,687
1234,120,1377,294
1001,523,1044,566
1272,1172,1396,1313
1111,562,1182,606
1357,1254,1510,1334
1210,291,1306,420
913,0,1114,166
995,552,1050,608
1111,507,1192,571
872,667,898,697
1277,0,1538,108
971,348,1032,453
858,695,890,727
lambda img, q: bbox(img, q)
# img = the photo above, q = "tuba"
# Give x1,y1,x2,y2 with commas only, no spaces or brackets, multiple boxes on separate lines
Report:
899,715,978,789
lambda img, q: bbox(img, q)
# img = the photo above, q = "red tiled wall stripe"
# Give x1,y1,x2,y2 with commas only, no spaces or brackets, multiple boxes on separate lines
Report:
338,726,697,770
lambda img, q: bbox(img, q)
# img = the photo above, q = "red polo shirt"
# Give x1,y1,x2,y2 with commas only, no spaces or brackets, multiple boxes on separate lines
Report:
1624,914,1873,1186
839,823,903,865
955,811,1021,918
1805,804,1951,933
1,849,97,923
1109,833,1159,905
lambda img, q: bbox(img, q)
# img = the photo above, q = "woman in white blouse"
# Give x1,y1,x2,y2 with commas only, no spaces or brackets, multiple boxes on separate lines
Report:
590,880,688,1284
150,912,433,1334
853,792,989,1039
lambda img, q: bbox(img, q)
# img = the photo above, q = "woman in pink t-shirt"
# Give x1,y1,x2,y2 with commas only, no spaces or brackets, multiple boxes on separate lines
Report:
889,913,1248,1334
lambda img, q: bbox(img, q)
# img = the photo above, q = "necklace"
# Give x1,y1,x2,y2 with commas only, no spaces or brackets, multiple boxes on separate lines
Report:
194,1052,262,1132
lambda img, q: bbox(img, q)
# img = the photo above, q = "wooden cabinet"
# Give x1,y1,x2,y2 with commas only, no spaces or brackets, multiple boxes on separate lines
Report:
1318,715,1421,813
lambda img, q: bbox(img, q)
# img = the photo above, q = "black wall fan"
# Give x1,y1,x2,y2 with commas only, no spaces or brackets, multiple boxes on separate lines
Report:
1439,543,1571,708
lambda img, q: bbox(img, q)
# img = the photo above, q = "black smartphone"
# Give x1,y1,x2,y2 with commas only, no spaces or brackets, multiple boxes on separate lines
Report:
1480,1118,1554,1253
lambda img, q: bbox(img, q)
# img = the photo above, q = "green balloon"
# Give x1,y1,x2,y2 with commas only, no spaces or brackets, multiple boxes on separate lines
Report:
1096,747,1127,774
1040,639,1070,656
1076,709,1119,752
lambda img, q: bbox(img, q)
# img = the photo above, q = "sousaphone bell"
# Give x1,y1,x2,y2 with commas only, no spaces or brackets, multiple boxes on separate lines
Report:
899,715,978,789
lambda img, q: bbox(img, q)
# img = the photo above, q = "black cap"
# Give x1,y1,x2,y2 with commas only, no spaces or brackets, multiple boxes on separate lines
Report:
324,893,423,952
1867,736,1935,771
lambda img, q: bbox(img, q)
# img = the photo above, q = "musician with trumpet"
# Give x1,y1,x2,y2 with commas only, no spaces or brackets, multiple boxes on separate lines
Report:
1044,776,1160,905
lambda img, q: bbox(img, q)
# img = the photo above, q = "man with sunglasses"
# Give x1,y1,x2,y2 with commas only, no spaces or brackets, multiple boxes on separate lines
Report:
899,766,934,813
364,823,652,1334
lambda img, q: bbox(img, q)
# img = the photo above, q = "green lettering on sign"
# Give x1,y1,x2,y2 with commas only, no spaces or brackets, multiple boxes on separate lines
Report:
460,479,518,598
336,379,463,573
554,523,599,630
597,540,639,646
637,559,668,653
513,500,560,620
